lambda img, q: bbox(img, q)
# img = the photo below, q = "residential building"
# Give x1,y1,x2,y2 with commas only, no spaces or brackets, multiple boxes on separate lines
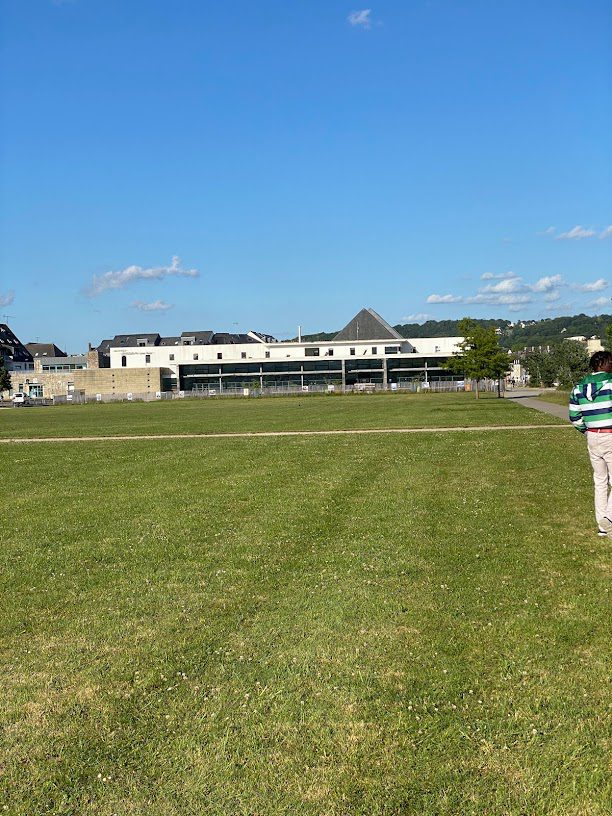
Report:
0,324,33,373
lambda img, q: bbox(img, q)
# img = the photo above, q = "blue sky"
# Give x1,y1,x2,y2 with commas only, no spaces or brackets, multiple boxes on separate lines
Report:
1,0,611,350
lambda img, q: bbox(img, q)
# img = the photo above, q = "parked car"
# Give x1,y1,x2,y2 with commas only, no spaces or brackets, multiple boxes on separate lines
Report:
11,392,30,406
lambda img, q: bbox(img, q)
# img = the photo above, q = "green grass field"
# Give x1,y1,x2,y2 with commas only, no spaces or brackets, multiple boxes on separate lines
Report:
0,392,563,439
1,396,608,815
536,390,571,407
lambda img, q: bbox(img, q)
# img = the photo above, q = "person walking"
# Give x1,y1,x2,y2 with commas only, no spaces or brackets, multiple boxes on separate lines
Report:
569,350,612,536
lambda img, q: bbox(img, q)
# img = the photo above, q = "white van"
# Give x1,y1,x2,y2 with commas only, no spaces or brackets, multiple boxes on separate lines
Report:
12,392,29,406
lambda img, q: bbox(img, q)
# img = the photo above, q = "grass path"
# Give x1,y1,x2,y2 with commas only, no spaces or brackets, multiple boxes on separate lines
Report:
0,423,572,444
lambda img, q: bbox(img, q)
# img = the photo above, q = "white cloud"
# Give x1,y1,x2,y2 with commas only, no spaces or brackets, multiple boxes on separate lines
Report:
131,300,174,312
426,293,463,304
544,290,561,303
574,278,608,292
545,300,575,312
347,9,372,27
480,271,517,280
464,293,532,306
530,275,563,292
555,225,596,240
401,313,433,323
86,256,198,296
479,277,523,294
589,296,611,307
0,290,15,307
542,226,556,235
600,226,612,239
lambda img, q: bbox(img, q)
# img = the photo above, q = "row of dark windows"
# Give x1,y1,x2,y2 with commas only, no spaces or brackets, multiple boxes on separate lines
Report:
124,354,450,371
41,364,85,371
180,360,344,376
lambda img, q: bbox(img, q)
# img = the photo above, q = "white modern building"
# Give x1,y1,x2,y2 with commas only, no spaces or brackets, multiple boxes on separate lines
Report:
98,308,463,393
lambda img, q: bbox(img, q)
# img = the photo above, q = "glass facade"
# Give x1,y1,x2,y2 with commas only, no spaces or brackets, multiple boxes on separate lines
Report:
346,359,383,371
387,357,427,370
302,361,342,372
176,353,453,391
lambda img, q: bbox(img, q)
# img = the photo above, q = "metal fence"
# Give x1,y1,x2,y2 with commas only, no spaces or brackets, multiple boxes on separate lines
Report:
46,378,504,405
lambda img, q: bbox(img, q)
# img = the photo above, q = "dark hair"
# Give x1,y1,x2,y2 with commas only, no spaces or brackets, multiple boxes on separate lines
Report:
590,350,612,371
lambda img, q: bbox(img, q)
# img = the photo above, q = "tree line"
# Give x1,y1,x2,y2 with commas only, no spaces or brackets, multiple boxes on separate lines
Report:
301,313,612,350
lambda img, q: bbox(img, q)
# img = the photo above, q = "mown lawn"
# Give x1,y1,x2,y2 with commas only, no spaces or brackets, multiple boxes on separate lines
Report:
536,390,571,407
1,426,609,815
0,392,564,439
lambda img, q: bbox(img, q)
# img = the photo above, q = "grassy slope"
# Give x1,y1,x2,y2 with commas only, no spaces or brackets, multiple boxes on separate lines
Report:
0,393,564,439
1,429,609,815
537,391,571,407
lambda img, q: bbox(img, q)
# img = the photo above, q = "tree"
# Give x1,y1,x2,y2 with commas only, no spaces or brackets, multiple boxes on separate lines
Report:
553,340,590,387
604,323,612,352
0,361,11,395
523,350,557,387
523,340,589,388
447,318,511,399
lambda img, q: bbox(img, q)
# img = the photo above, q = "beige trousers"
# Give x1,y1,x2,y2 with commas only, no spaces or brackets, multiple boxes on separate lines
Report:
586,432,612,525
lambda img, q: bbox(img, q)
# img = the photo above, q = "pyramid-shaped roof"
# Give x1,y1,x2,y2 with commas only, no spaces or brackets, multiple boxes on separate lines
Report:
333,308,405,342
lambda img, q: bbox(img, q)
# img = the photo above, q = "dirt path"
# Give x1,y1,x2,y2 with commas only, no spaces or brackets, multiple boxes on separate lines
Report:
0,424,572,444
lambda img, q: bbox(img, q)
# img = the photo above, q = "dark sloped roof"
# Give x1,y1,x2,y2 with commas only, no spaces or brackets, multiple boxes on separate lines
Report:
26,342,66,357
0,324,33,363
249,330,278,343
107,333,161,348
334,308,405,342
211,333,256,345
95,330,259,350
180,331,214,345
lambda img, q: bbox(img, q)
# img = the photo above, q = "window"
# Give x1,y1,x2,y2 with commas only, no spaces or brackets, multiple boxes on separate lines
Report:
121,356,127,367
350,348,356,356
217,353,222,360
327,349,334,357
384,346,399,354
137,339,147,347
145,354,151,364
265,351,271,359
241,352,247,359
434,345,441,353
372,346,377,355
169,354,175,361
305,348,320,357
193,353,199,360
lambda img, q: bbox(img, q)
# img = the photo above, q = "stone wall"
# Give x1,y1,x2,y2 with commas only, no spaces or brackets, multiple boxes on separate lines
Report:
8,367,163,399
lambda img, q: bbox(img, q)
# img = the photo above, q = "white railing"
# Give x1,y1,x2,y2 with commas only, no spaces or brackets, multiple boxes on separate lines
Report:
49,378,503,404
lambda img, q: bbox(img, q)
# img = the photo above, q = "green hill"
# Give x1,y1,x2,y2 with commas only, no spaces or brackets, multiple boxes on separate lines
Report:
299,314,612,351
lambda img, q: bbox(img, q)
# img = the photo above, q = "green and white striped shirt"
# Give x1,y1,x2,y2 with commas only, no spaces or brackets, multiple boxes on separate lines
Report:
569,372,612,433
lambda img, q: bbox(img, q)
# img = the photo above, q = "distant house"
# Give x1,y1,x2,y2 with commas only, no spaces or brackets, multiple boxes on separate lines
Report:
0,324,33,373
26,342,67,358
568,335,604,355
